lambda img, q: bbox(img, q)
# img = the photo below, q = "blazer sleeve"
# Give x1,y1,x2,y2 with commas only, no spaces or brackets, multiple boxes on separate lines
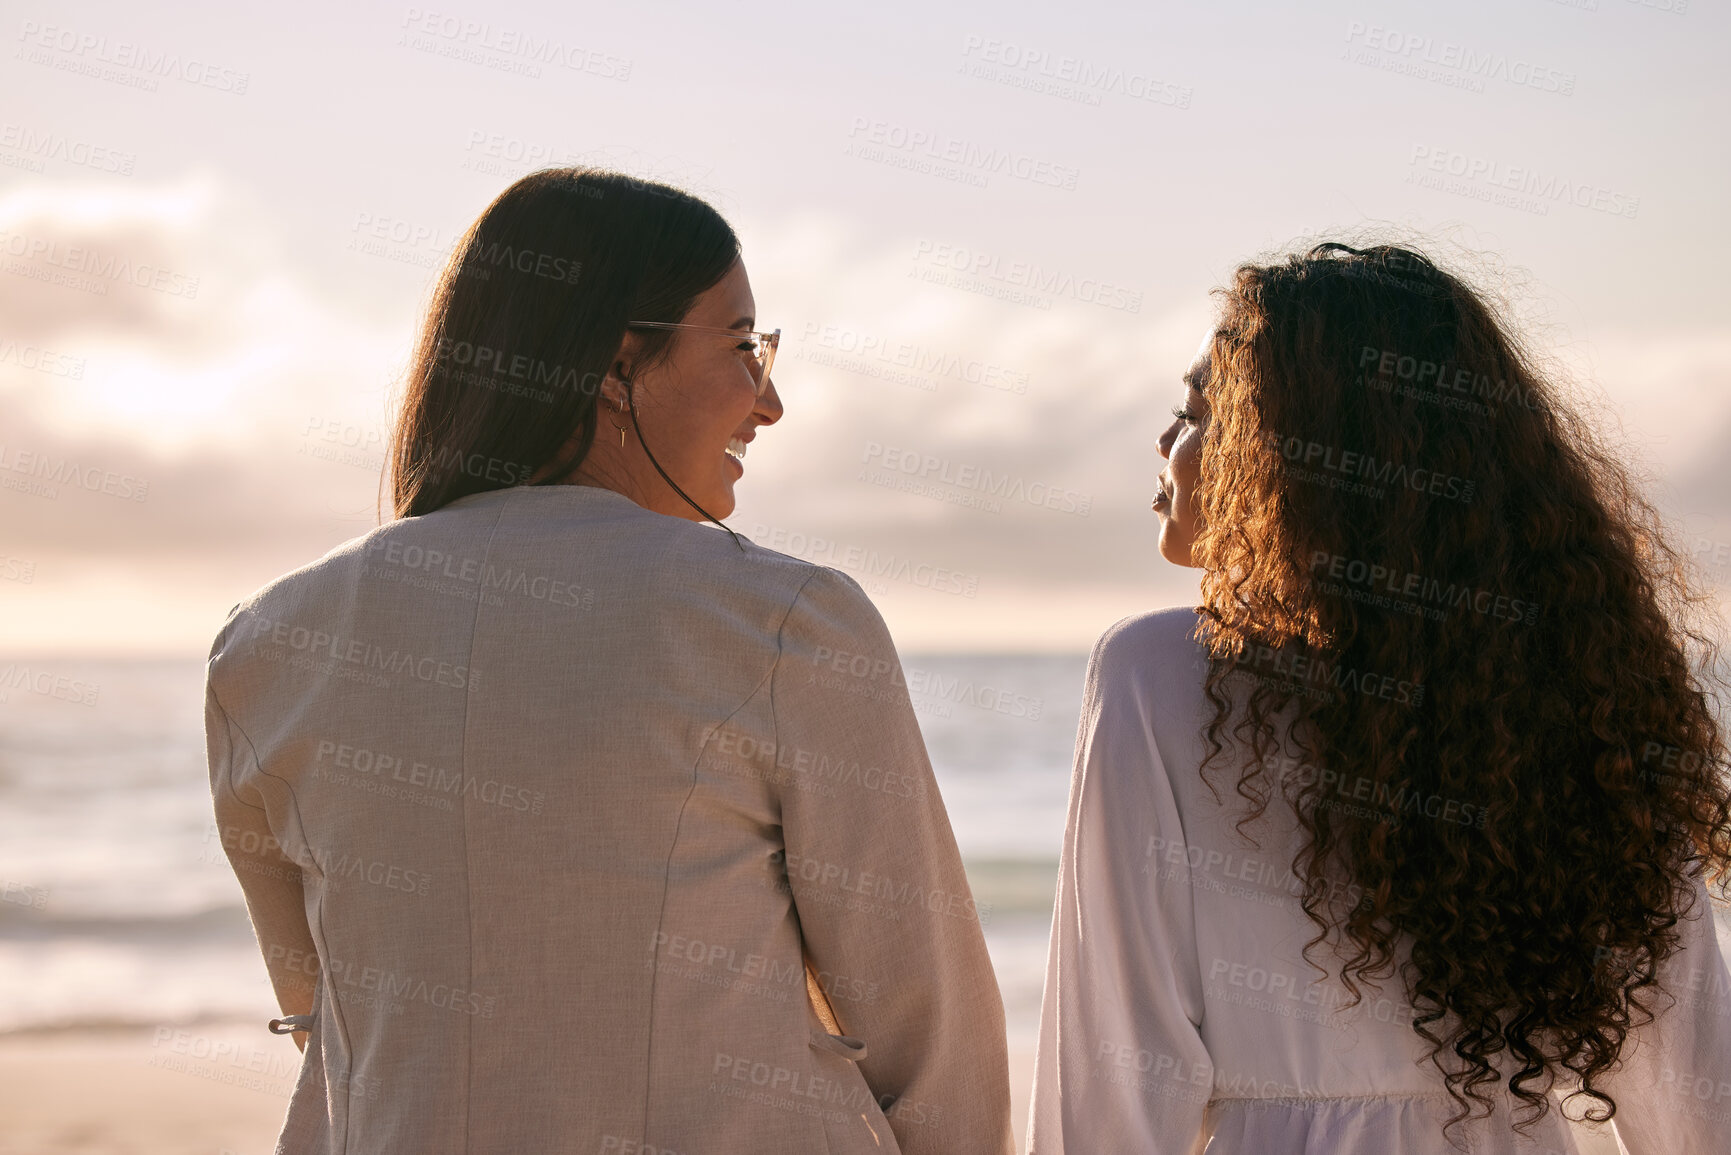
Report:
1602,874,1731,1153
206,633,319,1037
771,566,1015,1155
1027,624,1213,1154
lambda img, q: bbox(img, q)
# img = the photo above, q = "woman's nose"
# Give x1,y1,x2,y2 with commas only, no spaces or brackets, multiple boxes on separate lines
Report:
755,377,784,424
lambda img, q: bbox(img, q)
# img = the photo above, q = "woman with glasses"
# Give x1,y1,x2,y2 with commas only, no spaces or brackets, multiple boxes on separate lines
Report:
204,168,1014,1154
1028,242,1731,1153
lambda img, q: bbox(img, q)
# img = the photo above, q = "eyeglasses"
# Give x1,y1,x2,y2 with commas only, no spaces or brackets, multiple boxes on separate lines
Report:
625,321,780,397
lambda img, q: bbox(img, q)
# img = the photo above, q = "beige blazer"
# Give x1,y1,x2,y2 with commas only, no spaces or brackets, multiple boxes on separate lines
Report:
206,483,1014,1154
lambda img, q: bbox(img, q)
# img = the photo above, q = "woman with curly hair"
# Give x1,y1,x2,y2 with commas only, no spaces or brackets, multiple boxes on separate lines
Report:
1028,241,1731,1153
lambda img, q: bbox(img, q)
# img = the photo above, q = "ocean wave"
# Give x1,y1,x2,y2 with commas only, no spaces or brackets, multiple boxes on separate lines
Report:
0,1009,270,1039
0,902,251,942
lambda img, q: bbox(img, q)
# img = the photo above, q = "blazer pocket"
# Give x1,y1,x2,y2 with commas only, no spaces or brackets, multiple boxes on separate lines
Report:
809,1029,869,1062
807,1031,900,1155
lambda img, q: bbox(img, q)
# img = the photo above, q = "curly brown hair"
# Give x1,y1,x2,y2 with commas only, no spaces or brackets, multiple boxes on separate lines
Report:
1189,240,1731,1142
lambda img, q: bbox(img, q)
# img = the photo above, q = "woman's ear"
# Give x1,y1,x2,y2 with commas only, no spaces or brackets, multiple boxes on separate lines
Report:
597,370,629,411
602,330,649,408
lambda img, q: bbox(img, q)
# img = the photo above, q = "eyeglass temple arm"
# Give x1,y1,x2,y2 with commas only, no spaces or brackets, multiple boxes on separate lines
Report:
626,321,777,341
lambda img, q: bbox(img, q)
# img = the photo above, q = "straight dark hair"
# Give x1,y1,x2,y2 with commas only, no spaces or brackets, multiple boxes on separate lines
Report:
389,167,741,521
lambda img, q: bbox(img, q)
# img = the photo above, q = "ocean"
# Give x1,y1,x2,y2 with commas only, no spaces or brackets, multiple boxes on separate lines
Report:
7,648,1726,1100
0,654,1086,1044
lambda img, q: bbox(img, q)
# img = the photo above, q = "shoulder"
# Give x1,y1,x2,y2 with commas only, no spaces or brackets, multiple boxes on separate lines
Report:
492,488,845,610
1080,606,1214,756
1071,611,1208,826
211,526,382,650
1088,605,1206,685
644,520,884,641
695,528,860,597
767,561,892,660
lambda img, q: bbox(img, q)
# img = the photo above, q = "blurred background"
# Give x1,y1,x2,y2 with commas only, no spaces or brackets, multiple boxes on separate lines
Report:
0,0,1725,1150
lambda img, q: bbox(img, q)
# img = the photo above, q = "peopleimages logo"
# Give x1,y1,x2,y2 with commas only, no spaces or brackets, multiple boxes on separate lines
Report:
1407,146,1639,220
0,122,136,173
458,238,582,283
958,35,1194,109
1357,344,1541,413
0,443,149,502
845,115,1081,190
0,337,86,378
0,230,199,298
365,539,596,611
15,19,251,94
429,337,601,397
1273,432,1475,505
772,849,990,925
861,442,1092,516
910,239,1142,313
1308,550,1543,626
1342,21,1576,96
1221,640,1425,707
460,128,584,175
704,725,925,801
313,739,547,814
795,323,1029,394
749,525,981,599
0,663,99,706
242,615,479,690
397,8,632,80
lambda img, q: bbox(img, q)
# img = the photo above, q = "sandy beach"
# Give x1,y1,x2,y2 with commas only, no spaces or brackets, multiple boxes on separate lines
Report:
0,1022,292,1155
0,1025,1628,1155
0,1025,1040,1155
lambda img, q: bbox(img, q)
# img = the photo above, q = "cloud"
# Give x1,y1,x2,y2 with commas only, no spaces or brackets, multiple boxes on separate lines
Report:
1,185,1726,654
0,173,410,457
0,176,229,350
0,384,386,654
0,175,403,652
731,211,1211,579
0,390,379,558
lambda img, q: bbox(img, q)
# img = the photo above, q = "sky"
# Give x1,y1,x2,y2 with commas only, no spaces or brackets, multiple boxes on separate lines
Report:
0,0,1727,655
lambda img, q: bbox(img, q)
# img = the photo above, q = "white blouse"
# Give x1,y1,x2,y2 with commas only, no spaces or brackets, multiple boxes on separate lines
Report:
1028,607,1731,1154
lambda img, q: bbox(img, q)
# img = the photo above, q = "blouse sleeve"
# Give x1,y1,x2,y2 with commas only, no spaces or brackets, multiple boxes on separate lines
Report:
1027,620,1213,1154
771,566,1015,1155
206,626,319,1039
1602,873,1731,1153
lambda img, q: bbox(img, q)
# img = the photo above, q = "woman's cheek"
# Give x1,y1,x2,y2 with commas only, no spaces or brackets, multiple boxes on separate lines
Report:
1175,435,1198,483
